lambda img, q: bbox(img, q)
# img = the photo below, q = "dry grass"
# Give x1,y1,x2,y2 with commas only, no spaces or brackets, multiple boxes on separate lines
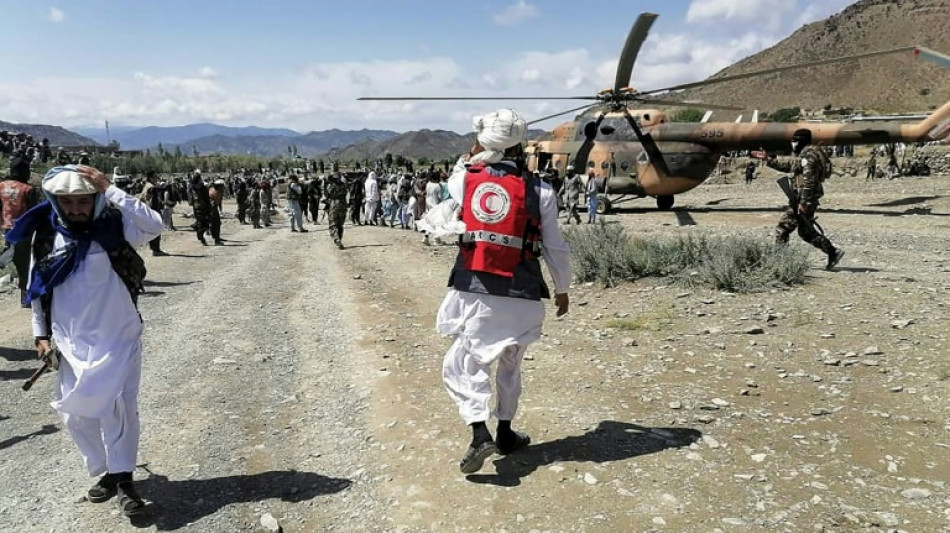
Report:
564,223,809,293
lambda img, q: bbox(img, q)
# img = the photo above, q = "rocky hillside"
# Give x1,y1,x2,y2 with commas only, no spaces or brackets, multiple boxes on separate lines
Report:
324,128,548,162
167,128,400,158
682,0,950,115
0,120,98,147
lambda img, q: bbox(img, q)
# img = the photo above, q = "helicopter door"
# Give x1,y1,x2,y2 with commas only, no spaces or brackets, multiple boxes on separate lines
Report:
536,151,553,173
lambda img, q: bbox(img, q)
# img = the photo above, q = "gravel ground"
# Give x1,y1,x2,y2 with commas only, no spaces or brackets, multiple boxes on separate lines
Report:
1,161,949,532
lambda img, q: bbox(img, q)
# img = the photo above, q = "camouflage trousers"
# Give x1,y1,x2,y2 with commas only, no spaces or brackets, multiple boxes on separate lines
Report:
328,200,347,244
775,205,835,254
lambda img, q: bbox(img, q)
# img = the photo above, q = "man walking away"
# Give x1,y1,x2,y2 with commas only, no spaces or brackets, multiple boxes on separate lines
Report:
325,171,348,249
437,109,572,474
286,175,307,232
7,165,162,517
138,171,167,256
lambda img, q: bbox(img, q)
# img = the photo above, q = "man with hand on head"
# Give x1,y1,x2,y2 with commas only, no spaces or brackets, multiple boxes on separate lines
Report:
438,109,572,474
6,165,162,517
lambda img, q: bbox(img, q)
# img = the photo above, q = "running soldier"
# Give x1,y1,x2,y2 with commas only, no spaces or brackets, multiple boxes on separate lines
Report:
756,129,845,270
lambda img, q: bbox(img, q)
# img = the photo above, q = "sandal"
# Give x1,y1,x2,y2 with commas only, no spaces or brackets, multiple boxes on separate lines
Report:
459,440,497,474
87,473,120,503
116,482,146,516
496,431,531,455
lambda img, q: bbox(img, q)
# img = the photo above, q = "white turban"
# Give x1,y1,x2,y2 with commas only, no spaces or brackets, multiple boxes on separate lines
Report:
473,108,526,151
42,168,97,196
466,109,525,166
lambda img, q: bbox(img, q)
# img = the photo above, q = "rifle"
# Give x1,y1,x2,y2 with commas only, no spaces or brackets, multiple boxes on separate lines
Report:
21,349,60,392
776,176,824,235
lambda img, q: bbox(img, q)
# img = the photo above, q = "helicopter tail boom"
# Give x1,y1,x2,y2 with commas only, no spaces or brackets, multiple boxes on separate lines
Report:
651,99,950,152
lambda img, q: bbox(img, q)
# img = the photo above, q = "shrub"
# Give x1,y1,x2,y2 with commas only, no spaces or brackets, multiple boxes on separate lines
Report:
564,224,809,292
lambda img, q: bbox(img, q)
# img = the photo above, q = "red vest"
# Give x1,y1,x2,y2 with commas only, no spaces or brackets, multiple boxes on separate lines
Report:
1,180,33,230
459,166,541,278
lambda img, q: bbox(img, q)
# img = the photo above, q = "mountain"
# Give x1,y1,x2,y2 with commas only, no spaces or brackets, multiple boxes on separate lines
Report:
323,128,549,162
168,128,400,158
680,0,950,116
74,123,304,150
0,120,99,147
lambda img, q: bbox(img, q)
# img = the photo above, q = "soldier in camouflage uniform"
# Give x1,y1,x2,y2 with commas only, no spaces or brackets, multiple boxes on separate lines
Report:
757,129,845,271
324,172,348,249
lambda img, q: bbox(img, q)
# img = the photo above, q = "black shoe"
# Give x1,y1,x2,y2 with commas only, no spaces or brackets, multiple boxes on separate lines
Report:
826,248,845,270
198,238,208,246
152,250,169,257
300,229,309,233
116,481,145,517
214,240,224,246
459,440,497,474
496,431,531,455
87,473,120,503
291,228,299,232
335,241,345,250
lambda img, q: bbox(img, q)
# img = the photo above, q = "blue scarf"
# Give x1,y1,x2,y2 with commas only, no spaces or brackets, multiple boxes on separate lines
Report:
6,200,124,307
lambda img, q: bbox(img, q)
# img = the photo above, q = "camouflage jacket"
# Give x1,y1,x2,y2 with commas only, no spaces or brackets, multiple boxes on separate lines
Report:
324,174,348,203
766,146,831,206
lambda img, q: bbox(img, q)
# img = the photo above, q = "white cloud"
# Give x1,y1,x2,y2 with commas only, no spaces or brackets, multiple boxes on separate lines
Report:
197,67,220,79
47,7,65,23
493,0,539,26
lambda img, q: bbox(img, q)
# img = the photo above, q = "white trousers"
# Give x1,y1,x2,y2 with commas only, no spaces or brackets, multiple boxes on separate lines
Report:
442,338,527,425
57,357,142,477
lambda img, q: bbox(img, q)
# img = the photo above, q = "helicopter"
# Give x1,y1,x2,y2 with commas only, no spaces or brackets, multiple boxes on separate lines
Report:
360,13,950,212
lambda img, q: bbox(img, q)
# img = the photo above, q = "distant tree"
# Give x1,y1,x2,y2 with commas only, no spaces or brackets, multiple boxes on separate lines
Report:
767,107,801,122
418,156,430,167
394,154,407,169
192,145,199,157
157,143,165,156
384,152,393,168
318,158,326,173
174,146,183,158
671,108,705,122
823,103,833,111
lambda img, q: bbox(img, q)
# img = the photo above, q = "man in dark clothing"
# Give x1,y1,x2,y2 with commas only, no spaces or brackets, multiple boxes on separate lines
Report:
138,171,168,256
234,178,249,224
348,174,364,226
756,129,844,270
325,172,348,249
190,172,213,245
308,176,322,223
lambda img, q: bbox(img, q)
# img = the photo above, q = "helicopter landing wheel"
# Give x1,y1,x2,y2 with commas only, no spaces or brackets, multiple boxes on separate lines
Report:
596,197,612,215
656,195,674,210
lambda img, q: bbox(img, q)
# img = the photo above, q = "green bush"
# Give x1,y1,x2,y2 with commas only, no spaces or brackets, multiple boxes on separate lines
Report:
564,224,809,292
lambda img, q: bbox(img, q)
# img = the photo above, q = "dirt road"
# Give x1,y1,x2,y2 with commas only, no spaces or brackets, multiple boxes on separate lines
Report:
1,167,948,532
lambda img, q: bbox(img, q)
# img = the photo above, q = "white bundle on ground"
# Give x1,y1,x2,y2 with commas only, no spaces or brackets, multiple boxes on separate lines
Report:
416,199,465,238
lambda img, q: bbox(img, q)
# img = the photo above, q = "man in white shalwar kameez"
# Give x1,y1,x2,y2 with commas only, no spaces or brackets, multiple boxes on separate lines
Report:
363,171,380,226
436,109,572,474
17,165,162,516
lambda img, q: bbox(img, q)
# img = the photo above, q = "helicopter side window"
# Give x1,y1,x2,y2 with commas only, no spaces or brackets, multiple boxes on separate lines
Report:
600,161,609,170
588,160,596,169
620,161,629,171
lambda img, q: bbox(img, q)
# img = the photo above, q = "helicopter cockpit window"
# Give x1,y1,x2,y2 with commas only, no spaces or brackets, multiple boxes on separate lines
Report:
555,160,563,168
600,161,609,170
587,161,596,169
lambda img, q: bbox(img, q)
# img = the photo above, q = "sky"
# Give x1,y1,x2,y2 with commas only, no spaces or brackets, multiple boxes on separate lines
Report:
0,0,857,133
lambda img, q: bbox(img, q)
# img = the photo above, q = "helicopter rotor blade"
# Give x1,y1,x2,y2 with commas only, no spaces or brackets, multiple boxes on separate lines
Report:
638,45,917,95
357,96,598,101
639,98,743,110
527,104,597,126
614,13,659,92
